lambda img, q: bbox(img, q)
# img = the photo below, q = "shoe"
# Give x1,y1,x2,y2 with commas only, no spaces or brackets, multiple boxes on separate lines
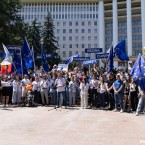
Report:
113,109,117,112
135,112,139,116
120,109,124,113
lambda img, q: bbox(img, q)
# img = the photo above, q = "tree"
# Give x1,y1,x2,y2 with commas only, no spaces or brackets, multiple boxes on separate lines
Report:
42,12,61,67
0,0,29,45
28,19,41,66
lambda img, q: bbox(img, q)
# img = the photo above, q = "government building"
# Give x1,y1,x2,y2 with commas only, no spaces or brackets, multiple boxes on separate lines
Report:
20,0,145,66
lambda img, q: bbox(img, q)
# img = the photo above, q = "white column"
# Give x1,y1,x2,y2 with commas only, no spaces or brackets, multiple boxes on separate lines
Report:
141,0,145,55
112,0,118,47
98,0,105,52
127,0,132,56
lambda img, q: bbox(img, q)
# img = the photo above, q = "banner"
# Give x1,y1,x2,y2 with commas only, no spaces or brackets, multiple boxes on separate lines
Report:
36,54,52,59
85,48,102,53
96,53,109,59
57,64,68,71
73,57,90,61
83,59,98,66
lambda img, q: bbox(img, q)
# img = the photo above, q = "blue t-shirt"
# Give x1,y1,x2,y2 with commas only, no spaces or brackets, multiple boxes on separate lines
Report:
113,80,123,93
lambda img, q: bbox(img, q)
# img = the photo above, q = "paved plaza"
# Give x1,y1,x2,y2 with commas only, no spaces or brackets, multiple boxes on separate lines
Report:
0,106,145,145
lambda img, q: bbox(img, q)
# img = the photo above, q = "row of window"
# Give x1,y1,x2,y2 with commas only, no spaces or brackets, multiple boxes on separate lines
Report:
56,28,97,34
132,35,142,40
132,43,142,48
106,21,141,28
22,4,98,13
56,21,97,26
22,13,98,20
60,43,97,49
57,36,97,41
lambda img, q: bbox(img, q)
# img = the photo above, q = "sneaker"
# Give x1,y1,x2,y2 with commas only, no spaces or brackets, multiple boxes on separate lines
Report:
120,109,124,113
113,109,117,112
135,112,139,116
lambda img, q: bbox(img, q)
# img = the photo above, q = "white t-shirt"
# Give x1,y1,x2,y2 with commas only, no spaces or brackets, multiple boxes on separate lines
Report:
40,79,50,90
55,78,66,92
90,79,98,89
13,80,21,92
80,83,89,95
32,81,40,91
21,79,31,92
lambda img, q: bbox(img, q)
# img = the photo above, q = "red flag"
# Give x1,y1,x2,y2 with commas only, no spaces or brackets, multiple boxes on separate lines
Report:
1,65,7,74
7,64,12,73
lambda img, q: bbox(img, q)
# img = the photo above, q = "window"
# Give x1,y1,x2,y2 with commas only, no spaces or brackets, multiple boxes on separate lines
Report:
57,22,60,26
88,29,91,33
69,44,72,48
63,29,66,33
88,36,91,41
57,29,60,33
75,44,79,48
94,29,97,33
75,51,79,54
63,44,66,48
63,36,66,41
82,44,85,48
82,51,85,57
82,36,85,41
94,43,97,48
69,51,72,56
88,44,91,48
75,36,78,41
82,29,85,33
63,51,66,57
75,29,78,33
88,21,91,26
69,36,72,41
69,29,72,33
94,36,97,40
63,22,66,26
69,21,72,26
94,21,97,26
82,21,85,26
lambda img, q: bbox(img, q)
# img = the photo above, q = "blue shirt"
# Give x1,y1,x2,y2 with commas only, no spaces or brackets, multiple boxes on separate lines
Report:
113,80,123,93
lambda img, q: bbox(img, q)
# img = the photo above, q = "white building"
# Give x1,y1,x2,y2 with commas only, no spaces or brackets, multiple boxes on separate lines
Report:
21,0,145,65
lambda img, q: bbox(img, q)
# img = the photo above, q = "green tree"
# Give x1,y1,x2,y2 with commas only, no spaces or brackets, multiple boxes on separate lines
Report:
28,19,41,66
42,12,61,67
0,0,29,45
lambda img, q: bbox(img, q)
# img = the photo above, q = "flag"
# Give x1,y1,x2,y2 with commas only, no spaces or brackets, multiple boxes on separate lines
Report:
31,46,35,67
21,37,34,68
114,40,129,61
65,54,80,64
107,45,114,73
1,65,7,74
131,54,145,92
1,44,12,66
41,46,49,72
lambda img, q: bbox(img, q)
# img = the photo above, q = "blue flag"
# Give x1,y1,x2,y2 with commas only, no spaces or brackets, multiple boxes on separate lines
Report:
65,54,80,64
114,40,129,61
41,46,49,72
131,54,145,92
21,37,34,68
107,45,114,73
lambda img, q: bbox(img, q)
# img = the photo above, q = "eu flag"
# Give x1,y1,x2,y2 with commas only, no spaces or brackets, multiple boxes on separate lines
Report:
21,37,34,68
131,54,145,92
41,46,49,72
107,45,114,73
65,54,80,65
114,40,129,61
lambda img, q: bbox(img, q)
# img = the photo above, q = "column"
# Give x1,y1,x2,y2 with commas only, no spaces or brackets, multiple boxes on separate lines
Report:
127,0,132,56
141,0,145,55
112,0,118,47
98,0,105,52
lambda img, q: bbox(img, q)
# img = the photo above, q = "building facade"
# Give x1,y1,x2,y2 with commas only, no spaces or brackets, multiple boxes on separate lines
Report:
21,0,145,64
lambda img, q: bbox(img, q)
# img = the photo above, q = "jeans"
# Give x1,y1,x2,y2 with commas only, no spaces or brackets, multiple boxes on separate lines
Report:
99,92,105,108
114,93,123,110
50,91,57,105
90,89,98,108
108,92,114,109
136,96,145,113
69,92,76,106
57,91,67,107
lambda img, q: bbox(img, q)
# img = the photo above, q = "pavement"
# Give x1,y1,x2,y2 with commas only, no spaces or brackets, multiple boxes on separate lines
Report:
0,106,145,145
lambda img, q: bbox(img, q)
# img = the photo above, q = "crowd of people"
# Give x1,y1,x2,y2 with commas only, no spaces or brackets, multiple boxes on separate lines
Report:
0,64,145,116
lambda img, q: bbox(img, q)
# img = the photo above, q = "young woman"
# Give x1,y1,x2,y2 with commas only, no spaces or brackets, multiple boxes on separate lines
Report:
12,75,22,106
97,76,107,109
79,77,89,109
1,76,12,107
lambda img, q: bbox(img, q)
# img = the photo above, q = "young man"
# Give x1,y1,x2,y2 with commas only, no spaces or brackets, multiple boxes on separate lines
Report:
113,74,124,113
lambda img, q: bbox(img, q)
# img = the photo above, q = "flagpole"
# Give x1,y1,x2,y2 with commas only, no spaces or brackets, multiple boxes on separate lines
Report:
20,48,24,79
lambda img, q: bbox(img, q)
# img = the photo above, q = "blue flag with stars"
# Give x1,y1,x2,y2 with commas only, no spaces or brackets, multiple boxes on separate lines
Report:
21,37,34,68
114,40,129,61
131,54,145,92
41,46,49,72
